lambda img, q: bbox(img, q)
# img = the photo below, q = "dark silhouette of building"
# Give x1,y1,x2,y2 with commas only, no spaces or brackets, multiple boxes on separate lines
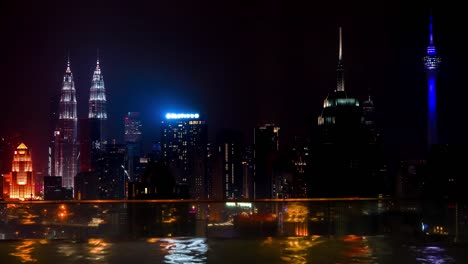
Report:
289,137,311,198
254,124,280,198
79,118,92,172
128,162,182,199
241,145,255,199
95,143,127,199
74,171,99,200
215,130,243,199
124,112,143,182
422,144,468,200
44,176,73,200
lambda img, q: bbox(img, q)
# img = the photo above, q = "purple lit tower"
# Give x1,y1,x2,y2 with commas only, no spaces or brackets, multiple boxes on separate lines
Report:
88,57,108,145
423,16,441,148
54,58,78,189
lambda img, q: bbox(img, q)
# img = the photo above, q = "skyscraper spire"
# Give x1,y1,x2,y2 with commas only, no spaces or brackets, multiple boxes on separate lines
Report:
66,53,71,74
339,27,343,62
336,27,345,92
59,58,77,119
88,54,107,120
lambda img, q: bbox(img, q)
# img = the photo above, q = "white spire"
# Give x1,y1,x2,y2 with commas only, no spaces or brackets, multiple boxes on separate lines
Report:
66,54,71,74
339,27,342,62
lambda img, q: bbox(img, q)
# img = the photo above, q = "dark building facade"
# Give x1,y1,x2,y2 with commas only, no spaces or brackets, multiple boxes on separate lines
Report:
124,112,143,182
289,137,311,198
74,171,99,200
254,124,280,199
95,143,127,200
215,130,243,199
44,176,73,200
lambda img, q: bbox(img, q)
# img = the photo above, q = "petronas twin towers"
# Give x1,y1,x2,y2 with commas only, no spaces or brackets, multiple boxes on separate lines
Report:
53,56,107,190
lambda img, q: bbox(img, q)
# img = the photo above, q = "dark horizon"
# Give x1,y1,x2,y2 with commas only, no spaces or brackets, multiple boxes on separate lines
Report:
2,1,467,171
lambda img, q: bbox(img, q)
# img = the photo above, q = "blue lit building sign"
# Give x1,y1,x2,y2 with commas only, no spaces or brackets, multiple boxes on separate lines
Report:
165,113,200,119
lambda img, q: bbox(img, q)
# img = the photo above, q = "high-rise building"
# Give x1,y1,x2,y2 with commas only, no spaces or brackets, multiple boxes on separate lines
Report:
241,145,254,199
95,143,127,200
88,57,108,146
78,118,92,172
362,95,378,143
124,112,143,182
254,124,280,199
124,112,142,143
423,16,441,148
53,58,78,189
313,27,386,197
289,137,310,198
10,143,34,200
317,28,361,144
160,113,207,199
216,130,243,199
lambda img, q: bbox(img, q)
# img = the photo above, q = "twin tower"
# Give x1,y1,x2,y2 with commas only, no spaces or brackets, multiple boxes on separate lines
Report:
52,57,108,190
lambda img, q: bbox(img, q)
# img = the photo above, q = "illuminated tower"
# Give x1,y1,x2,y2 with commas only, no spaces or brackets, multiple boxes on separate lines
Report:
10,143,34,200
423,16,441,148
88,56,107,145
54,58,78,189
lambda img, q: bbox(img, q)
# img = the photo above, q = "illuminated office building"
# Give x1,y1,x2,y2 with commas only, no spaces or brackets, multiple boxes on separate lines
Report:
161,113,207,199
53,58,78,189
10,143,34,200
423,16,441,148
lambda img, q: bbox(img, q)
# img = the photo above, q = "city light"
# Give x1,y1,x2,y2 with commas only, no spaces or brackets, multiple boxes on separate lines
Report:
165,113,200,119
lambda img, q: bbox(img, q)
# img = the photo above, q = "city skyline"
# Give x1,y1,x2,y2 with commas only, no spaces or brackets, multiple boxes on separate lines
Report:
2,1,466,172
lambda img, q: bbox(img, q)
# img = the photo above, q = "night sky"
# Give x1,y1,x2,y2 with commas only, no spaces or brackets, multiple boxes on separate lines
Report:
1,1,467,171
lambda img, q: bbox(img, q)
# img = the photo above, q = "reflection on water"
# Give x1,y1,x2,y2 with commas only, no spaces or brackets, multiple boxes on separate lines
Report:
280,236,323,264
9,240,37,263
160,238,208,263
87,238,112,262
411,246,456,264
57,242,78,258
341,235,378,264
0,236,467,264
